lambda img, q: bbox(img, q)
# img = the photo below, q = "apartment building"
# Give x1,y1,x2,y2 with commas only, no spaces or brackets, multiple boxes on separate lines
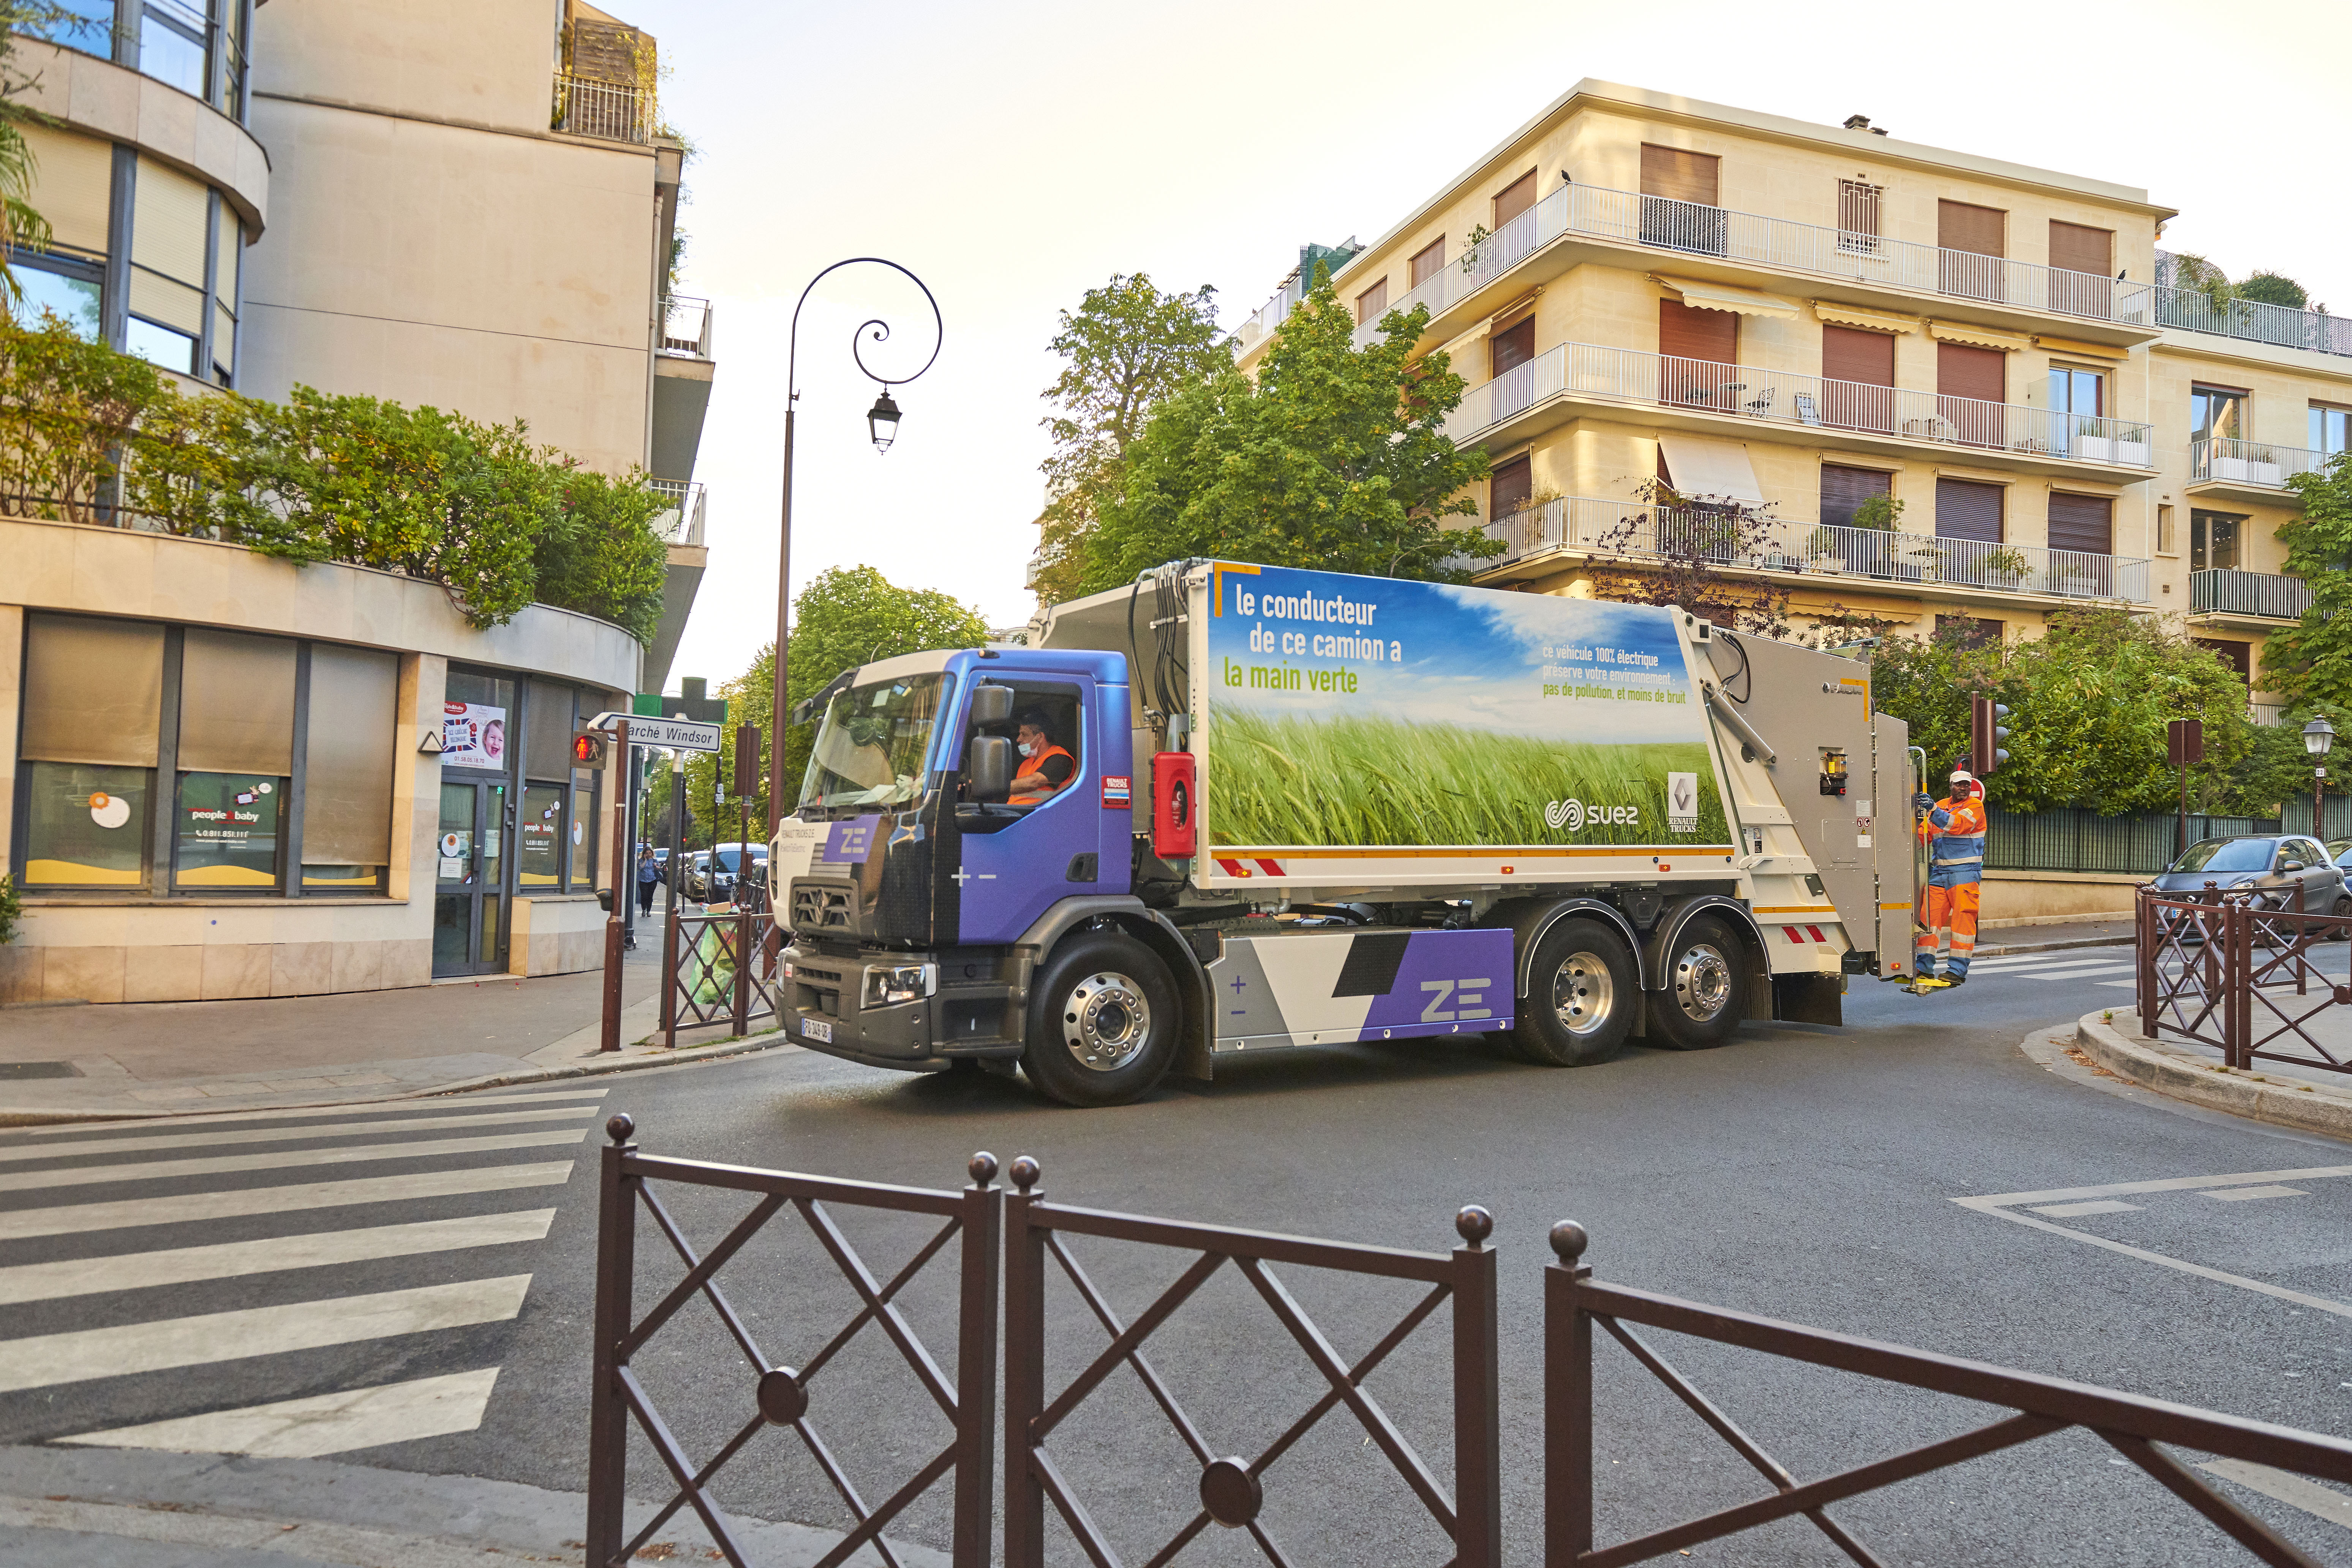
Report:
2,1,717,1002
1234,82,2351,721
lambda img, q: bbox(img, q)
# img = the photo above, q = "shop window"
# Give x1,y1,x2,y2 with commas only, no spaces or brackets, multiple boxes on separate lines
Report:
17,615,164,888
300,644,397,893
175,769,284,887
444,670,516,772
520,784,566,889
571,782,597,888
24,764,151,886
173,629,293,891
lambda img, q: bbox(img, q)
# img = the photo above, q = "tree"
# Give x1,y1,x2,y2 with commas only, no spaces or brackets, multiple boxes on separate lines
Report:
1582,484,1797,636
2261,452,2352,707
684,566,988,829
1870,610,2264,816
1079,273,1497,591
1030,274,1227,605
0,4,87,303
2236,271,2310,310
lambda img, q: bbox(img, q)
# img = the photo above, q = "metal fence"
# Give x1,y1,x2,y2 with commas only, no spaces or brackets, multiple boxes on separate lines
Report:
1983,807,2280,876
661,295,714,359
2136,890,2352,1077
659,907,775,1046
648,479,707,547
553,73,651,143
2191,437,2333,490
2190,568,2314,621
1445,340,2155,470
2150,252,2352,359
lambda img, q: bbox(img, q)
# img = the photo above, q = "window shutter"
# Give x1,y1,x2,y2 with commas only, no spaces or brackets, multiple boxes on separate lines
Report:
179,630,297,775
1410,240,1444,289
2048,221,2112,277
21,615,165,768
22,126,112,258
1491,456,1532,517
213,202,240,302
2193,639,2251,684
1493,171,1537,228
1819,465,1891,530
1936,342,2006,401
2046,492,2113,555
1491,316,1536,376
1640,145,1719,205
133,156,209,288
1658,298,1736,364
1935,478,2004,543
1355,277,1388,325
303,646,400,867
1938,200,2006,258
1821,326,1895,386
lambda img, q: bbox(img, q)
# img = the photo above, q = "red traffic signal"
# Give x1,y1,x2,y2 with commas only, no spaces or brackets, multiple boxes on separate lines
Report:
571,731,608,766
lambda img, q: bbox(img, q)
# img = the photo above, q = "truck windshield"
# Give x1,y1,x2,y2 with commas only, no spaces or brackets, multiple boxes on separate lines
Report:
797,673,951,811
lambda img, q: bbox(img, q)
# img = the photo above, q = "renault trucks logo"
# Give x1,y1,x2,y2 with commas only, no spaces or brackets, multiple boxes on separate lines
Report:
1544,798,1641,834
1666,771,1699,834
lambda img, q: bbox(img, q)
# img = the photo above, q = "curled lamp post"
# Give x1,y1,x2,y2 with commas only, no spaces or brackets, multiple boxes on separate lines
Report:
2305,715,2336,838
770,260,942,838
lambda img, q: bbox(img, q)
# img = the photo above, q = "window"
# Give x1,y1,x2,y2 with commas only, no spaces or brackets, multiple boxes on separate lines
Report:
1491,315,1535,378
173,629,294,890
519,785,566,889
2157,503,2176,556
1936,342,2007,448
1658,299,1737,408
129,155,209,375
1491,455,1532,518
1493,170,1537,230
23,0,112,58
12,265,102,339
17,615,165,889
953,681,1081,828
1837,180,1882,254
1639,145,1723,254
1935,477,2004,543
1821,326,1895,432
1355,277,1388,326
2194,638,2251,685
300,645,398,893
139,0,206,95
1640,145,1718,205
1938,200,2006,302
2190,511,2242,572
2191,386,2248,445
2047,492,2113,556
1936,616,2002,648
1410,239,1444,290
2047,220,2114,316
444,670,516,773
2050,367,2103,418
1819,465,1892,531
2312,404,2350,457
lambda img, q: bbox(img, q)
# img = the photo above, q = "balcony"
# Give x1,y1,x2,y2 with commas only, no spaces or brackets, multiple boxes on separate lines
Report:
2188,568,2311,625
651,298,716,483
648,479,706,546
2146,252,2352,360
2187,437,2333,505
660,295,713,360
1328,180,2158,359
1442,340,2156,476
1476,495,2151,603
552,72,651,144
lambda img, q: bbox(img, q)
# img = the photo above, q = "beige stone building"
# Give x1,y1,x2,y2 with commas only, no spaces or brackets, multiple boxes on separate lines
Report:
3,0,720,1000
1235,81,2346,723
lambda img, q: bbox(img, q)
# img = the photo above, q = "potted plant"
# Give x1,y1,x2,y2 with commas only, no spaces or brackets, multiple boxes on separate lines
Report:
1815,492,1901,573
1977,545,2032,588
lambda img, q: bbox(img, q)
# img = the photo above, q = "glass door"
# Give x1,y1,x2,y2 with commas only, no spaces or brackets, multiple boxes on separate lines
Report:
432,780,512,975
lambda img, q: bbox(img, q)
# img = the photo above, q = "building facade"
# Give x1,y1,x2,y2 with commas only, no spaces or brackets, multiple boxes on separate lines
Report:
1234,82,2349,720
3,1,718,1001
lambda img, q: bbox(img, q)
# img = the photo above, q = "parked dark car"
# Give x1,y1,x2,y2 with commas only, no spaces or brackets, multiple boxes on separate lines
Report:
685,844,767,904
2154,835,2349,928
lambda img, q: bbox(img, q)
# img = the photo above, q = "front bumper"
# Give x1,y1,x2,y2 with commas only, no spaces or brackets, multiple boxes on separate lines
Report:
780,940,1028,1072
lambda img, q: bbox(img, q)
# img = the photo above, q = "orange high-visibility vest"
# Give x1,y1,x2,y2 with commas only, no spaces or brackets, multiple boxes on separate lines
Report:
1010,743,1075,806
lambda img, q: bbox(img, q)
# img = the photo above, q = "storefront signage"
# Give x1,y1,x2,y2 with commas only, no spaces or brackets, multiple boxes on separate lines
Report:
442,702,509,768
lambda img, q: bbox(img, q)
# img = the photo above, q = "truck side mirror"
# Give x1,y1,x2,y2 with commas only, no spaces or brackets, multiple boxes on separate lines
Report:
969,735,1012,803
970,684,1014,728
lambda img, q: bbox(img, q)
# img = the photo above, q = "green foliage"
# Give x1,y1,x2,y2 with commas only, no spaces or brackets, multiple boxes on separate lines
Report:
1032,273,1227,604
1080,272,1496,592
0,3,84,304
2166,255,2315,314
0,316,671,640
683,566,989,830
0,870,19,946
2262,452,2352,706
1870,610,2268,815
2237,271,2310,310
1849,493,1903,531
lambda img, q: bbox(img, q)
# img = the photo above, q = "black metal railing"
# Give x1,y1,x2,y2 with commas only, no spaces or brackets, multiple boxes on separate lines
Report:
586,1121,1001,1568
662,907,777,1046
2136,887,2352,1075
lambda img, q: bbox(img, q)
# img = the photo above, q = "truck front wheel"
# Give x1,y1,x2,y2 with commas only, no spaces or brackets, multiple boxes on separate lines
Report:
1650,915,1747,1050
1021,931,1179,1107
1514,918,1636,1067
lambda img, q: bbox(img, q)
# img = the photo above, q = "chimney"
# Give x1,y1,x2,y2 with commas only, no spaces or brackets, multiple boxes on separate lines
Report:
1843,114,1889,136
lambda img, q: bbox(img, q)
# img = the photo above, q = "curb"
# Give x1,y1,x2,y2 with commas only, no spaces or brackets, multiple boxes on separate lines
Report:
1976,934,2133,958
0,1030,787,1129
2072,1011,2352,1142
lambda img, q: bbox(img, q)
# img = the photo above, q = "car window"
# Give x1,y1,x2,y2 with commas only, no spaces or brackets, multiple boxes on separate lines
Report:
2171,839,2276,874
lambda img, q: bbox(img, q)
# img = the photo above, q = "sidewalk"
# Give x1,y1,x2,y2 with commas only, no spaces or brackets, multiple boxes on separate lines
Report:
2077,998,2352,1143
1974,917,2134,956
0,899,781,1125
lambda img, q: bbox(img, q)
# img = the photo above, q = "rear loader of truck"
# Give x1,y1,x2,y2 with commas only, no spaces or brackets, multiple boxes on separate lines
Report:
770,560,1915,1106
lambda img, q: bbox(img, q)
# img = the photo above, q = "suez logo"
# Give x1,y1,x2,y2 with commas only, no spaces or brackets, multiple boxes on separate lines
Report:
1544,773,1701,836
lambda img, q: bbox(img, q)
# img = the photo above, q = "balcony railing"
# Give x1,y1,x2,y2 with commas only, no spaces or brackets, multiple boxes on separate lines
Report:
2189,437,2334,490
660,295,713,359
1442,340,2156,466
2145,252,2352,359
553,72,650,144
648,479,705,547
1482,495,2151,602
1342,180,2152,354
2189,568,2311,621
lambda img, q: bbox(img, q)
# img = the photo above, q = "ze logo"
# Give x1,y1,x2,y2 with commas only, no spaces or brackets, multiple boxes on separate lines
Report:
1420,978,1494,1023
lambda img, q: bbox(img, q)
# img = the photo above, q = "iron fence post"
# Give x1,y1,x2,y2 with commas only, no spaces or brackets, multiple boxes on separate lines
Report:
733,907,751,1035
1546,1221,1594,1565
1002,1156,1045,1568
1451,1206,1502,1568
2135,889,2154,1041
585,1113,638,1567
660,884,680,1050
952,1154,1002,1568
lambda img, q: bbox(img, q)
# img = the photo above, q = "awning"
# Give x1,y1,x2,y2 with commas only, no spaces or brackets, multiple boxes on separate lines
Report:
1657,435,1765,504
1813,301,1920,335
1652,275,1801,320
2034,333,2127,362
1927,319,2032,352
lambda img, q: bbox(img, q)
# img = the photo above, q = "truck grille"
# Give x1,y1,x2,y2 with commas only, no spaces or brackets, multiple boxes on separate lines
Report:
792,880,856,935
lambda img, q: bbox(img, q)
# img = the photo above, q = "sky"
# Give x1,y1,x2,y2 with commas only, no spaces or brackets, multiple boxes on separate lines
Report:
635,0,2352,696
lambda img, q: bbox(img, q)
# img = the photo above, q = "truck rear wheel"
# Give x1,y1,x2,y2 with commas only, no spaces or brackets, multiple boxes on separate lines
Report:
1650,915,1747,1050
1021,931,1179,1107
1513,918,1636,1067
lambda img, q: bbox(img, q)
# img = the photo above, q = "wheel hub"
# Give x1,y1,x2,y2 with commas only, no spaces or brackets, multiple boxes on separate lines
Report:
1063,972,1151,1072
1674,943,1733,1023
1550,951,1615,1038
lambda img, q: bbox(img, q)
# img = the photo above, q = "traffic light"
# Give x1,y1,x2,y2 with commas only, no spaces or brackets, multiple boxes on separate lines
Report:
571,730,608,767
1970,697,2012,776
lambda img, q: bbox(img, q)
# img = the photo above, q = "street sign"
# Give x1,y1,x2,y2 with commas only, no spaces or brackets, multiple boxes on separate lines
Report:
584,712,722,753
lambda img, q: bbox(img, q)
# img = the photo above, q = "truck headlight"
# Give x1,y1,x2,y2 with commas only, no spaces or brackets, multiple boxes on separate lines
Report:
865,964,934,1007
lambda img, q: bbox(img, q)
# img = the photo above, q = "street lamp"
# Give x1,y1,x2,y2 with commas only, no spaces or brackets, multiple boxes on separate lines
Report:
771,259,943,835
2305,715,2336,836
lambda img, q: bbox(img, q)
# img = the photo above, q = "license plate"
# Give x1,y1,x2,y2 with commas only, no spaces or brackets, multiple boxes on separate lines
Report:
801,1017,833,1044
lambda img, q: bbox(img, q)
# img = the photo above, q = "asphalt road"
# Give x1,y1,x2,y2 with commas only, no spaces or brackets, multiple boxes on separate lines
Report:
8,939,2352,1565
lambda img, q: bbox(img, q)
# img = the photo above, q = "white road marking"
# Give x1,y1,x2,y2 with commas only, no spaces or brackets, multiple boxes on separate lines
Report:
1971,1165,2352,1208
0,1161,574,1241
63,1367,502,1459
0,1275,533,1392
2205,1185,2309,1202
0,1128,590,1193
1970,953,2131,971
2030,1200,2142,1217
13,1085,610,1137
1955,1197,2352,1321
2199,1459,2352,1530
0,1210,556,1305
0,1106,599,1163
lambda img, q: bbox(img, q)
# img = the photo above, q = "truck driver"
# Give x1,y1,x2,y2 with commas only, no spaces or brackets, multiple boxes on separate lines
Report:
1008,709,1076,806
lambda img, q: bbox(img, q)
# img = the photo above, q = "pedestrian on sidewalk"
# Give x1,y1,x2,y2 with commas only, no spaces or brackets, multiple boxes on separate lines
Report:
636,846,660,918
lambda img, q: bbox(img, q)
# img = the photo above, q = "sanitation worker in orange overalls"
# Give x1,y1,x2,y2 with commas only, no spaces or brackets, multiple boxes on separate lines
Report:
1913,770,1988,988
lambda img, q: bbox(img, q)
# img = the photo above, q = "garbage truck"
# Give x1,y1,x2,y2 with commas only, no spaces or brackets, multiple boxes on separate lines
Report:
769,560,1916,1106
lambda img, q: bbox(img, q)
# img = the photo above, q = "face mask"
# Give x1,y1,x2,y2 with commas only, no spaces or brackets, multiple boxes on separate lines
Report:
1018,741,1037,759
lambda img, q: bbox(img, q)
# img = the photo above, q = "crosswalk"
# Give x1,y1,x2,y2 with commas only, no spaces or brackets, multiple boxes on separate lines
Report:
0,1085,605,1459
1963,949,2141,987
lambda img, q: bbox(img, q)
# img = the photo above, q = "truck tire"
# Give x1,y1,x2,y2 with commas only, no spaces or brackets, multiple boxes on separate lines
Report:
1650,914,1746,1050
1513,918,1636,1067
1021,931,1180,1107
